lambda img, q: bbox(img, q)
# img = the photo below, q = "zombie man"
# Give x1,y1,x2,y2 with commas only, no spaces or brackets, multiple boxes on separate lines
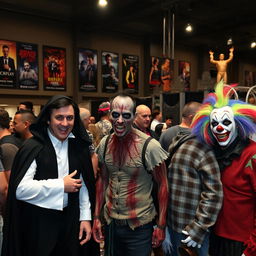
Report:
191,81,256,256
92,93,169,256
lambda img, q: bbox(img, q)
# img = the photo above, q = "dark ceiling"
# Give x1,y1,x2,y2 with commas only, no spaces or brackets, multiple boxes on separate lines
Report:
1,0,256,56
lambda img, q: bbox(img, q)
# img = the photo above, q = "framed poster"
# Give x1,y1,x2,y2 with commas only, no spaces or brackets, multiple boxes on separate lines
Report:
122,54,139,94
78,48,97,92
102,51,119,93
178,61,191,91
43,46,66,91
17,42,38,90
0,39,17,88
149,56,161,89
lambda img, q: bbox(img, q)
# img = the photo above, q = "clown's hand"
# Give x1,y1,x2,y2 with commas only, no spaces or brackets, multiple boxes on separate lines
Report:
241,254,245,256
181,230,201,248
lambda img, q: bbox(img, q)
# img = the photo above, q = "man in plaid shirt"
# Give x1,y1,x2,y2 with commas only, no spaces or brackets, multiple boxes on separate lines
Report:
167,133,223,256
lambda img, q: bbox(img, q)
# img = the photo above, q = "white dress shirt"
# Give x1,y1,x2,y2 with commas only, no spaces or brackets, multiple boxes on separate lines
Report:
16,129,91,221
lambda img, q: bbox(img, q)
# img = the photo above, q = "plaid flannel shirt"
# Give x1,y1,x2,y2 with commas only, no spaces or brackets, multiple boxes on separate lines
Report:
168,137,223,244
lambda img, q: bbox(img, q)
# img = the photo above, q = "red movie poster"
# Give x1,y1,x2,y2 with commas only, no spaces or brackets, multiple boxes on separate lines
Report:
43,46,66,91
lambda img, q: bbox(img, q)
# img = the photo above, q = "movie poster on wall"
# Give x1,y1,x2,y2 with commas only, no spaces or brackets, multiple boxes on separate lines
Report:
102,51,119,93
122,54,139,94
178,61,191,91
78,48,97,92
0,39,17,88
43,46,66,91
17,42,38,90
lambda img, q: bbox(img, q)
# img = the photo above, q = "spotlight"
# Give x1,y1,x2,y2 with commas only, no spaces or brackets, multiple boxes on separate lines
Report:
251,42,256,48
185,23,193,32
227,38,233,45
98,0,108,7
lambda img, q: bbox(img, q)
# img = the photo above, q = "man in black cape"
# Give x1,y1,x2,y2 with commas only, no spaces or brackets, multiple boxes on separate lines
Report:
2,95,96,256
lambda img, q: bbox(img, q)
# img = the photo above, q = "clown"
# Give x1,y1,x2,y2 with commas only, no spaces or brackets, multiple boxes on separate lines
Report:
92,93,169,256
192,81,256,256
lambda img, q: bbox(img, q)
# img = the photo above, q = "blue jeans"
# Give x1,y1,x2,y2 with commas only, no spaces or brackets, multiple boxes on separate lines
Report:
105,221,153,256
167,227,209,256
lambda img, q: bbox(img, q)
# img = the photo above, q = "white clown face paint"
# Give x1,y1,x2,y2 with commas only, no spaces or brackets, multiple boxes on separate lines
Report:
210,106,237,147
110,96,134,137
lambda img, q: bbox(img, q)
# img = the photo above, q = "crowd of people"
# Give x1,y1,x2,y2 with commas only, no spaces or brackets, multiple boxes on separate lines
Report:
0,82,256,256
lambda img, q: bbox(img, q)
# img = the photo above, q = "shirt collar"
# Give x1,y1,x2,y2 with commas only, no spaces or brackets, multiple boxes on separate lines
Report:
47,128,75,148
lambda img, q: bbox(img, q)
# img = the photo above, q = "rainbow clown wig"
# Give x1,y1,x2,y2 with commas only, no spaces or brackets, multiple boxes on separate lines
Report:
191,81,256,146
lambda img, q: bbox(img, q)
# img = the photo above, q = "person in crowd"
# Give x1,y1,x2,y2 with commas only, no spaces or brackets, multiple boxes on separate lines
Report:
191,81,256,256
92,93,169,256
160,102,201,151
133,104,158,139
164,115,173,129
0,109,22,256
209,47,234,83
94,101,112,145
0,159,5,255
80,108,99,178
13,110,36,141
2,95,95,256
89,116,96,124
167,118,223,256
18,101,34,112
150,109,163,132
80,107,100,256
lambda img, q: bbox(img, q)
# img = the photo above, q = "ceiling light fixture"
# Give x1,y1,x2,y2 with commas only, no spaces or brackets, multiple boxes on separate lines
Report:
227,38,233,45
251,41,256,48
185,23,193,32
98,0,108,7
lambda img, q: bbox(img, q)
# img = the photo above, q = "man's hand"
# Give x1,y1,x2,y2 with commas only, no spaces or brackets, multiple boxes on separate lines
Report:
152,227,165,248
209,50,214,55
79,220,91,245
230,46,234,52
63,170,82,193
181,230,201,248
92,218,104,243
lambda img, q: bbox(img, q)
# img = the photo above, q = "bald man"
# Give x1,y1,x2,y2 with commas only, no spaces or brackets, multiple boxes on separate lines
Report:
133,105,158,140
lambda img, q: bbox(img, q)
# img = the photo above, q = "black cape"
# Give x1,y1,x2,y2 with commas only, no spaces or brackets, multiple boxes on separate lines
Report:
2,95,96,256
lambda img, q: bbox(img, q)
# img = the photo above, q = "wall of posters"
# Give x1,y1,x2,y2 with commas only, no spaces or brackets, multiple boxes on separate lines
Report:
122,54,139,94
0,40,17,88
102,51,119,93
149,56,161,89
178,61,191,91
78,48,97,92
43,46,66,91
17,42,38,90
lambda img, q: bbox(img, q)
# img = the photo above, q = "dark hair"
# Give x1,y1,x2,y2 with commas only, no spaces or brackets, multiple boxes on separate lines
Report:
105,54,111,60
0,108,10,129
152,110,160,120
19,101,33,111
46,97,76,122
15,110,36,124
2,45,9,50
110,92,136,115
